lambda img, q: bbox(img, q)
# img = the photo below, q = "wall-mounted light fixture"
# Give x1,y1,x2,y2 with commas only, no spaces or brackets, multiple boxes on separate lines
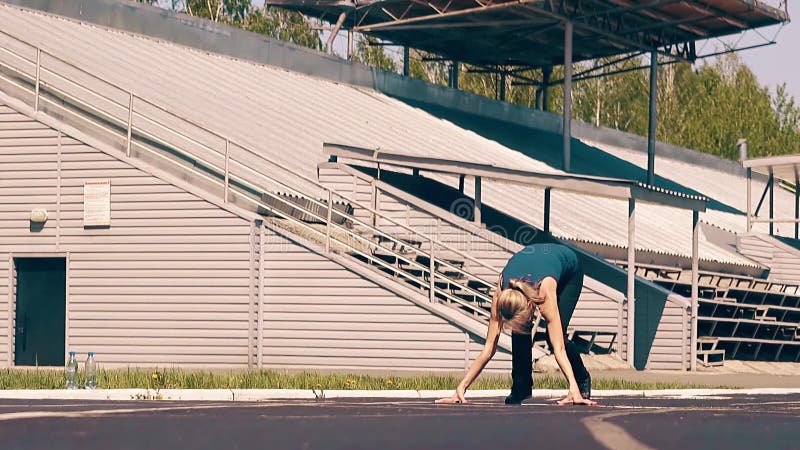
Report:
30,209,48,223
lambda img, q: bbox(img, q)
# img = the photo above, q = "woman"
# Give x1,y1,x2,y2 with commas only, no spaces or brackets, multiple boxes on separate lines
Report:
437,243,596,406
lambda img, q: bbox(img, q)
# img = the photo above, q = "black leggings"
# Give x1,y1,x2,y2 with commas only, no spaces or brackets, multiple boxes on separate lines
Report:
510,268,590,394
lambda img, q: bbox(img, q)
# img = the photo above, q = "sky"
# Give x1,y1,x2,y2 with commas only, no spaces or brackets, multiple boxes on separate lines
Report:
736,19,799,101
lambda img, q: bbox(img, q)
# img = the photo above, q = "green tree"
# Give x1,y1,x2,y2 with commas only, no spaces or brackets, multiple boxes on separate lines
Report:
352,36,397,73
176,0,321,50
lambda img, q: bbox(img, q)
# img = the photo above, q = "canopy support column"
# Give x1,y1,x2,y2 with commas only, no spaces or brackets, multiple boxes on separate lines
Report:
747,168,753,232
647,51,658,186
450,60,460,89
542,66,552,112
499,70,507,102
403,46,410,76
627,198,636,367
795,169,799,239
473,176,482,224
769,172,775,236
563,21,573,173
691,210,699,371
544,187,551,235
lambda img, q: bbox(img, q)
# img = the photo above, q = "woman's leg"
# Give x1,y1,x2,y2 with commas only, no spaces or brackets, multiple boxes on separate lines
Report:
546,268,590,383
509,332,533,401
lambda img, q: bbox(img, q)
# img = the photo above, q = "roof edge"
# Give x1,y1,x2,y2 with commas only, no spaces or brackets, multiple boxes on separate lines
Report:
2,0,748,177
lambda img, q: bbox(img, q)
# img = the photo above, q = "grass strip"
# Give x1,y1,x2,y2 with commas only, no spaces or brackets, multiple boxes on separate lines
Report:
0,369,736,390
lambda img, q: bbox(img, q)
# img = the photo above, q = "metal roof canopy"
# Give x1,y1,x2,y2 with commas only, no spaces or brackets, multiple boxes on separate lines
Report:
742,154,800,238
324,142,708,210
274,0,789,68
324,141,706,369
744,154,800,181
282,0,789,190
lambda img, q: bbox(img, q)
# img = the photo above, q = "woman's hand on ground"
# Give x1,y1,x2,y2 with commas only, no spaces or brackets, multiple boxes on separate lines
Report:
435,387,467,404
557,390,598,406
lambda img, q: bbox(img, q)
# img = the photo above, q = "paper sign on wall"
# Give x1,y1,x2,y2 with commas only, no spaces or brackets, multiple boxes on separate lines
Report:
84,179,111,227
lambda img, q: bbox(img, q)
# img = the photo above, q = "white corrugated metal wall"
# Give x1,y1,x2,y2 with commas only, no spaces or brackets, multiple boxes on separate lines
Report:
260,229,512,372
1,102,512,371
737,234,800,285
0,102,253,368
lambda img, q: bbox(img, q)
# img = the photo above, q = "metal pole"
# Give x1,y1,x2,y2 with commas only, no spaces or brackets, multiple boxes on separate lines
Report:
795,169,799,239
403,46,410,76
34,48,41,112
450,61,460,89
681,307,688,371
224,139,230,203
126,92,133,158
429,232,436,303
474,176,482,224
647,51,658,186
544,187,551,235
542,66,552,112
535,87,543,110
325,189,333,253
769,172,774,236
754,178,771,217
348,30,354,60
690,210,699,372
257,222,264,369
746,168,752,232
627,198,636,367
563,21,573,173
499,70,507,102
325,12,347,55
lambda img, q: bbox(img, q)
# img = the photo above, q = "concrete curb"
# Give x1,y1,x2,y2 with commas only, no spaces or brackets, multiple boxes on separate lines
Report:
1,388,799,402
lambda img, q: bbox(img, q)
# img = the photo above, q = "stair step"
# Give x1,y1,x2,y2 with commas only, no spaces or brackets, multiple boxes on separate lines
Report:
374,235,423,253
372,253,398,265
441,271,466,280
466,279,492,293
415,255,465,269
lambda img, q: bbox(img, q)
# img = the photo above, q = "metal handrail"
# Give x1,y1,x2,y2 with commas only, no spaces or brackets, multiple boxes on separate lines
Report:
0,30,497,288
0,28,500,310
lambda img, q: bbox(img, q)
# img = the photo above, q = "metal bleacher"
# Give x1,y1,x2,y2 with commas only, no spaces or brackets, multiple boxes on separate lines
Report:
619,261,800,364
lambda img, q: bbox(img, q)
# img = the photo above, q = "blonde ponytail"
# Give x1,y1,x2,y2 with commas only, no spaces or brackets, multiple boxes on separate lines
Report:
509,278,544,305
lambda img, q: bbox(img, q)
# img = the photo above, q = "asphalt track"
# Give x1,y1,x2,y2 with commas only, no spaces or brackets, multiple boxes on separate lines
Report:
0,395,798,450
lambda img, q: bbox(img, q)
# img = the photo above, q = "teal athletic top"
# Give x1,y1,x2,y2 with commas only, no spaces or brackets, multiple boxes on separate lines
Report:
500,244,579,292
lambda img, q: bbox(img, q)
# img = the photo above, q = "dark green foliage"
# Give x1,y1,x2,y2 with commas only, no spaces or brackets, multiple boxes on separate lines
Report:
176,0,322,50
353,36,397,73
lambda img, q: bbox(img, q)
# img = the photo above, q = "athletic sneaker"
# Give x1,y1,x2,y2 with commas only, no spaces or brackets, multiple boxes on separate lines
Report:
579,374,592,400
504,390,532,405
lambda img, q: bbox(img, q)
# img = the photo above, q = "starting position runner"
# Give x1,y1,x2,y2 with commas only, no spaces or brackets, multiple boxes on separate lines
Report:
437,243,597,406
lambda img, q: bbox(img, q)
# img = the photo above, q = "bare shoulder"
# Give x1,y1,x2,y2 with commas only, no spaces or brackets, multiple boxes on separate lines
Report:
540,277,558,293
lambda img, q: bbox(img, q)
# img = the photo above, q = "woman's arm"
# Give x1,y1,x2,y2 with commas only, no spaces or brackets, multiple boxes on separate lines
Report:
538,279,597,406
435,278,502,404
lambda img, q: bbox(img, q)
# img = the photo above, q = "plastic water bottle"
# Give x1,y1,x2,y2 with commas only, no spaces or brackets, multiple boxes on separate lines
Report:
65,351,78,390
84,352,97,390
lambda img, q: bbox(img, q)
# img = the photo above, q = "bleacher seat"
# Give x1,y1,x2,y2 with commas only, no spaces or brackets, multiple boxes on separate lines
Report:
617,261,800,363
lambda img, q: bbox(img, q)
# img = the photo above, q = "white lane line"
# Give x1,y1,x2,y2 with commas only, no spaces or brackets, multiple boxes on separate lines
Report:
0,404,247,422
582,411,659,450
